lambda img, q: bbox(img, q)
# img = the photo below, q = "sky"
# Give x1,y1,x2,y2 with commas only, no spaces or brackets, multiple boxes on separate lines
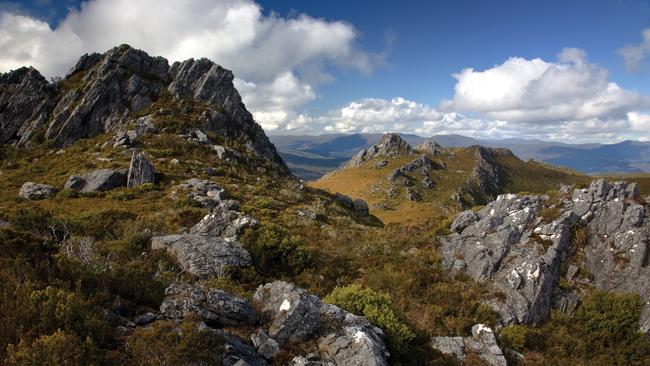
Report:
1,0,650,142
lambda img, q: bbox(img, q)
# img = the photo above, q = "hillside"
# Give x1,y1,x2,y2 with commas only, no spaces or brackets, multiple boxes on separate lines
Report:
311,134,589,224
270,133,650,179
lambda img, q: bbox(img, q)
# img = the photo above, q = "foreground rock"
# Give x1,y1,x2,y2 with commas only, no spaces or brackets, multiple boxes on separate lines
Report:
346,133,415,167
176,178,227,209
441,179,650,331
126,151,155,187
252,281,389,365
65,169,126,193
18,182,58,200
191,200,258,240
151,234,251,278
431,324,506,366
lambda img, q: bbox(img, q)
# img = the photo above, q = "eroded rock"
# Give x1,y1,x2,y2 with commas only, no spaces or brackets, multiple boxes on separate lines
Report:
65,169,126,193
431,324,506,366
19,182,58,200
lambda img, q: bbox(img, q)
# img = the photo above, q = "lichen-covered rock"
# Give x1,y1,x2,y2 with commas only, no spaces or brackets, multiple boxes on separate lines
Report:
126,151,155,188
64,169,126,193
431,324,506,366
160,283,256,326
347,134,415,167
19,182,58,200
150,234,251,278
334,193,370,217
251,281,389,365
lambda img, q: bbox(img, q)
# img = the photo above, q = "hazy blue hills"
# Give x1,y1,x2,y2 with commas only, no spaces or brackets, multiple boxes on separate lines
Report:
269,134,650,180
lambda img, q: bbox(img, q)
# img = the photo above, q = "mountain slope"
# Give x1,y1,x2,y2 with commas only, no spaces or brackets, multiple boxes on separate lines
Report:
311,134,588,224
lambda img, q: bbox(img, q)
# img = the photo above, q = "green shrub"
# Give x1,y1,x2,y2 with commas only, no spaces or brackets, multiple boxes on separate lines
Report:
9,207,53,236
325,284,415,358
242,224,312,277
6,329,99,366
64,209,137,240
499,324,530,352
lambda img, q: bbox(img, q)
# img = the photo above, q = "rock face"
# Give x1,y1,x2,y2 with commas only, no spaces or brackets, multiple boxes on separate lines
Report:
431,324,506,366
177,178,227,209
19,182,58,200
190,200,258,241
441,179,650,331
0,45,288,173
126,151,155,187
151,234,251,278
65,169,127,193
334,193,370,217
252,281,390,365
466,147,510,202
0,67,57,145
346,134,415,167
160,283,256,326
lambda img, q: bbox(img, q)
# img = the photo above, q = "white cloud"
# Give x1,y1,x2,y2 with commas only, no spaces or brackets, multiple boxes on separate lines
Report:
0,0,382,131
441,48,650,124
619,28,650,72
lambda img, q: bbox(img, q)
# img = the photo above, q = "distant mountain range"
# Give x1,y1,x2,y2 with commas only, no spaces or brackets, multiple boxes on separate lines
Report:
269,133,650,180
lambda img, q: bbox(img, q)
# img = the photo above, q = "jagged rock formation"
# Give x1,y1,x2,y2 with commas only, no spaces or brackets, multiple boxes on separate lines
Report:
0,67,57,145
65,169,127,193
440,179,650,330
150,281,390,365
126,151,155,187
0,45,287,172
19,182,58,200
465,146,512,202
431,324,506,366
346,133,415,167
416,138,446,156
252,281,390,365
190,200,258,240
176,178,228,209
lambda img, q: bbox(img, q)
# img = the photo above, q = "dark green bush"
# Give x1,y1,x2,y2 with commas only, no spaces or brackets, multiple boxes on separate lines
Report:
242,223,312,277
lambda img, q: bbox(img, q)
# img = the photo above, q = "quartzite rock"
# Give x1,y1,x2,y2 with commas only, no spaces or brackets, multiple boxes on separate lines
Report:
18,182,58,200
431,324,506,366
65,169,126,193
346,134,415,167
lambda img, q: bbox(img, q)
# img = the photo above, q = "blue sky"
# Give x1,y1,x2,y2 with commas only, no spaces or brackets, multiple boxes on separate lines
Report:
2,0,650,141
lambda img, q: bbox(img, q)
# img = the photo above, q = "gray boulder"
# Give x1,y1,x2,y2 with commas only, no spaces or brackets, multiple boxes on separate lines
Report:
18,182,58,200
64,169,126,193
127,151,155,187
150,234,252,278
251,329,280,359
318,326,389,366
346,134,415,167
160,283,256,326
334,193,370,217
0,219,11,229
431,324,506,366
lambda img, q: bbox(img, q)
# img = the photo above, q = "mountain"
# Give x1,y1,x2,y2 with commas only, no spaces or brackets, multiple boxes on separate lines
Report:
270,133,650,179
311,134,589,224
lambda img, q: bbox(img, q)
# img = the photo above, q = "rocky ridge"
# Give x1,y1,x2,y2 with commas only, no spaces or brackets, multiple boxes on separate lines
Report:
0,44,287,173
346,133,416,168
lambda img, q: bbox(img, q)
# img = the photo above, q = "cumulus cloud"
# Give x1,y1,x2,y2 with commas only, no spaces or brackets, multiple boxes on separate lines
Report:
619,28,650,72
0,0,382,130
441,48,650,123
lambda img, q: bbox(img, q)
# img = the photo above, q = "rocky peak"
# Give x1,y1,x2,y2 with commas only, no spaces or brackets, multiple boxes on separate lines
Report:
346,133,415,167
465,146,514,203
0,44,288,172
416,138,445,156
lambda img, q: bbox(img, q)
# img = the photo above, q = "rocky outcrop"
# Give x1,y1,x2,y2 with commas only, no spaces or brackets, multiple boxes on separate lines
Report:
416,138,446,156
252,281,389,365
160,283,256,326
65,169,127,193
431,324,506,366
441,179,650,331
151,234,252,278
0,45,288,173
346,134,415,167
126,151,155,187
176,178,227,209
465,147,509,202
19,182,58,200
190,200,258,241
